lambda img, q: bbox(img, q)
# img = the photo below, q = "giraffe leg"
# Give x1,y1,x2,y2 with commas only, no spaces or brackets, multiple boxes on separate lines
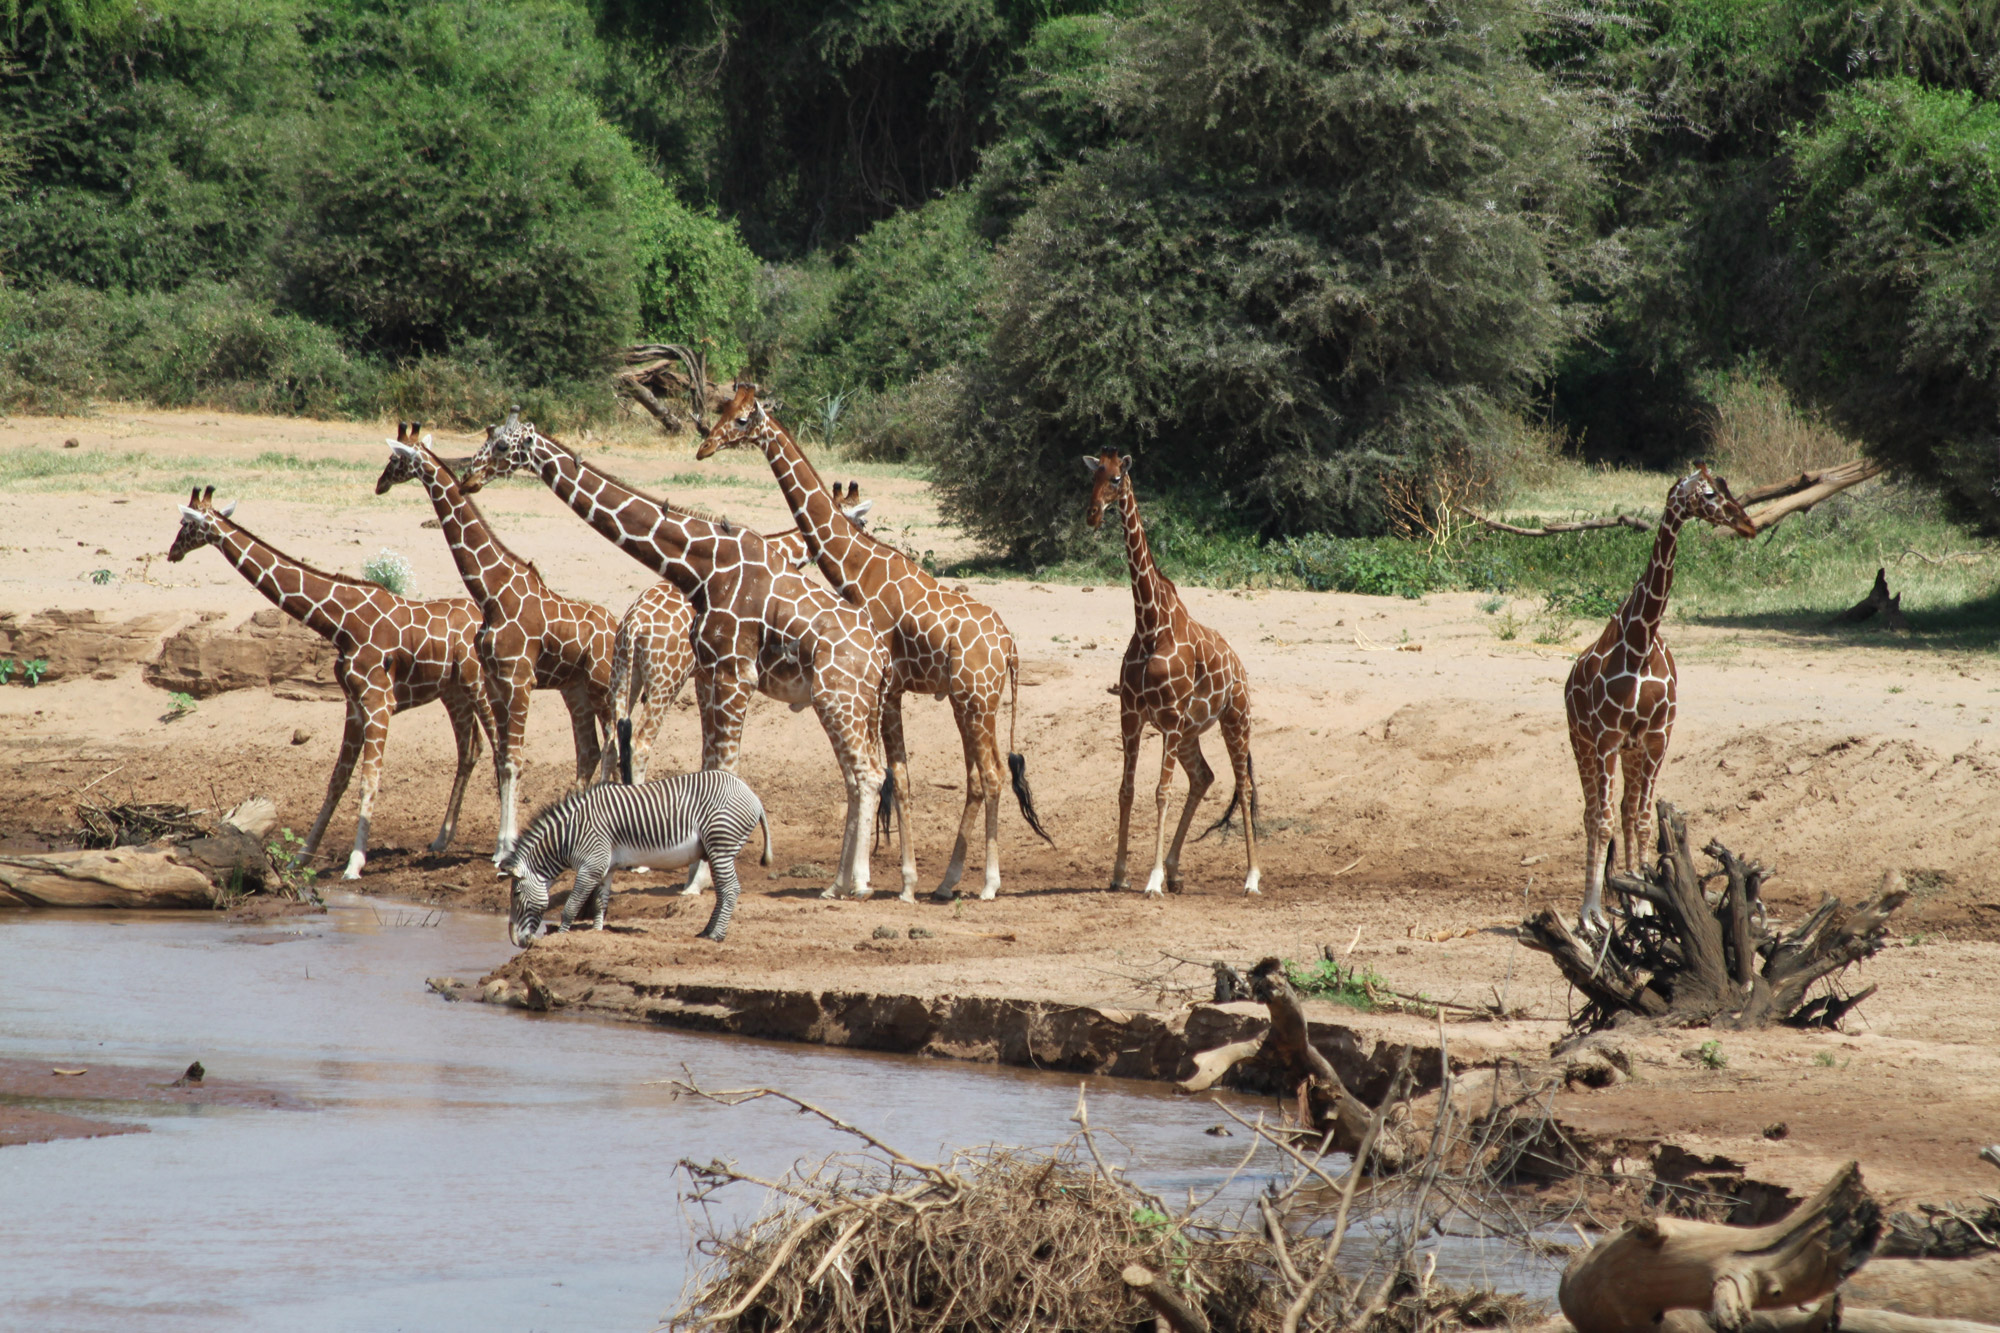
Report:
625,642,689,786
489,664,534,864
1572,730,1619,931
1624,728,1669,870
1221,706,1260,895
1110,707,1142,891
973,703,1004,901
686,661,750,897
882,694,917,902
341,690,394,880
562,680,606,792
817,684,883,901
1162,733,1214,894
931,702,980,900
303,700,365,861
1142,734,1180,897
430,686,485,854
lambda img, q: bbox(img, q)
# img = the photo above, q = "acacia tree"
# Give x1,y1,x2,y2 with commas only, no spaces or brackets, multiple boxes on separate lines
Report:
929,0,1612,560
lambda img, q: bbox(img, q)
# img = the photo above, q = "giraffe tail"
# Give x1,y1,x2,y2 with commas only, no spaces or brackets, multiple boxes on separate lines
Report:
617,719,634,786
1199,752,1257,841
1005,651,1054,844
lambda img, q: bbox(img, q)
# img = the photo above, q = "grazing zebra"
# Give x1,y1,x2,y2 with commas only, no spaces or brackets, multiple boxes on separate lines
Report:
503,771,772,945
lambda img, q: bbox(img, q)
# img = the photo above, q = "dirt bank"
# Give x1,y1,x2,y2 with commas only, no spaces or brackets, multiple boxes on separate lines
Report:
4,408,1999,1210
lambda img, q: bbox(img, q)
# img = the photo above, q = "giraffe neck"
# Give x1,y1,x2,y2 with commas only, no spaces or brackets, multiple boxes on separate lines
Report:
414,448,530,607
1618,503,1687,648
1116,480,1175,636
754,422,880,597
211,521,359,643
529,436,717,591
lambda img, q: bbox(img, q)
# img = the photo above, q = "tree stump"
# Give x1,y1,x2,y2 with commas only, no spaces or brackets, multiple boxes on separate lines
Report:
1519,803,1907,1030
1833,568,1911,631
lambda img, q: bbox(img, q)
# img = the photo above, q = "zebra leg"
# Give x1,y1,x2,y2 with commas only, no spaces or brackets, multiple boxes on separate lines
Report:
697,840,739,941
684,659,751,897
591,864,615,931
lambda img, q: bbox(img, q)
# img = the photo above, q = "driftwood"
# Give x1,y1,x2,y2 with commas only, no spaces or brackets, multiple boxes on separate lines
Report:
1742,459,1883,531
1457,459,1880,541
1834,568,1912,631
616,343,724,433
1844,1254,2000,1323
0,849,220,908
1560,1161,1880,1333
1121,1264,1211,1333
1518,803,1907,1030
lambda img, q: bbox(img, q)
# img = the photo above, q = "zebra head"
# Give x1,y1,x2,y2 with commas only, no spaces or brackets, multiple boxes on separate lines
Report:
504,854,550,947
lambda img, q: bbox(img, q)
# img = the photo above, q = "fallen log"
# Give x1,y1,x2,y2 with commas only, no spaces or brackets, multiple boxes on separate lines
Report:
1560,1161,1879,1333
1844,1254,2000,1323
1841,1310,2000,1333
0,849,220,909
1455,505,1653,536
1120,1263,1210,1333
1518,804,1907,1030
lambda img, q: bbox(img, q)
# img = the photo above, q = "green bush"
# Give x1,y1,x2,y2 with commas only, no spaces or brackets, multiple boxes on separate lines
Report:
926,0,1610,562
625,164,757,370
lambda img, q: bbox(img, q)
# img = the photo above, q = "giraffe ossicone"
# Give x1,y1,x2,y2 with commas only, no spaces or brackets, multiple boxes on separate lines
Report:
1564,464,1757,931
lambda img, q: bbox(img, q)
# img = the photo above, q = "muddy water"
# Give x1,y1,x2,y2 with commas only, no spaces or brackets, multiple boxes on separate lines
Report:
0,896,1560,1331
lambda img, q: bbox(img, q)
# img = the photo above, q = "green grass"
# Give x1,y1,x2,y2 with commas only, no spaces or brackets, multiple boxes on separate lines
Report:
1282,957,1387,1011
0,445,379,503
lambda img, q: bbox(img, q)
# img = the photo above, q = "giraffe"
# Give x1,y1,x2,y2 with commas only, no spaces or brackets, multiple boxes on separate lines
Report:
375,425,617,862
459,412,890,899
612,483,876,899
698,385,1050,902
1566,464,1757,930
1083,452,1259,896
166,487,497,878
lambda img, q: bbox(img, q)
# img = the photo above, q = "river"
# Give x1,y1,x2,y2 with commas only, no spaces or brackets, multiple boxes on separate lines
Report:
0,894,1560,1331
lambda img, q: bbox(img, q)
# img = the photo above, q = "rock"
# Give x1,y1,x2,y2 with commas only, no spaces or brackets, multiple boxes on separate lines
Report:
871,925,899,940
290,728,312,746
62,437,79,449
144,609,340,700
908,926,935,940
222,796,279,839
1844,1254,2000,1321
0,608,184,683
0,849,220,909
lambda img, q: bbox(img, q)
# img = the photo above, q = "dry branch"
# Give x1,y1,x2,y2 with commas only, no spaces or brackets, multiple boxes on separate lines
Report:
1455,505,1653,536
1518,804,1905,1030
1741,459,1882,531
1560,1161,1879,1333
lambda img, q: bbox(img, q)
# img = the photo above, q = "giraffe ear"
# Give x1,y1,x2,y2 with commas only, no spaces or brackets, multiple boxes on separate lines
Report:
390,441,418,462
178,505,202,523
419,432,434,448
846,499,874,526
218,500,237,519
1079,455,1101,475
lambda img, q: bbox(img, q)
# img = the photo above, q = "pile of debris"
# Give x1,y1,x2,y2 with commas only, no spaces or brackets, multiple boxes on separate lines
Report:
0,796,289,909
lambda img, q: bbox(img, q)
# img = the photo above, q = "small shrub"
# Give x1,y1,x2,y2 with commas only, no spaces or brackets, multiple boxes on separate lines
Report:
0,658,13,684
20,658,48,686
1479,595,1506,614
362,549,415,596
163,691,197,721
267,827,320,902
1282,957,1385,1011
1698,1039,1727,1069
89,568,114,585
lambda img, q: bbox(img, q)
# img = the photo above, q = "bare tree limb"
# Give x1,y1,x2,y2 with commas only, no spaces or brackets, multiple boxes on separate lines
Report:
1743,458,1882,531
1456,505,1653,536
1121,1264,1211,1333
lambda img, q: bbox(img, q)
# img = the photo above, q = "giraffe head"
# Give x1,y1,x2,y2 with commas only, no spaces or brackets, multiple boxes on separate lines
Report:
373,421,434,495
1672,464,1758,538
1082,451,1132,529
693,382,776,459
837,480,874,529
458,405,537,495
168,486,238,562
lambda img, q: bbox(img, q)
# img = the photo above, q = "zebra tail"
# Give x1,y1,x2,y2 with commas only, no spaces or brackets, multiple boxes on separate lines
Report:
759,813,774,866
1199,751,1254,841
617,718,634,785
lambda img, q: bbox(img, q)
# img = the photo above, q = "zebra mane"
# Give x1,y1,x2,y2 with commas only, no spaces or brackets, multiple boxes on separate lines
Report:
516,786,596,849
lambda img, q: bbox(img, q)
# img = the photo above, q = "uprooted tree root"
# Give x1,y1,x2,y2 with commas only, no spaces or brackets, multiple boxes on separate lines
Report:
661,1057,1557,1333
1519,802,1906,1032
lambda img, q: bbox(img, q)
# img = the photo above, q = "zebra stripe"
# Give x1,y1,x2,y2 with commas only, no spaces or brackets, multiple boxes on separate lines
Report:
502,769,771,945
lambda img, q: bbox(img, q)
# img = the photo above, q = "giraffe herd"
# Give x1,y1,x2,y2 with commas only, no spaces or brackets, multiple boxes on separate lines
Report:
164,392,1755,937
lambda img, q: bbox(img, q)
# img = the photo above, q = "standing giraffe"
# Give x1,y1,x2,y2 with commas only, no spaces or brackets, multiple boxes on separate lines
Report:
459,412,889,899
607,483,873,792
1083,452,1259,896
167,487,497,878
1566,465,1756,929
697,386,1050,902
375,425,616,861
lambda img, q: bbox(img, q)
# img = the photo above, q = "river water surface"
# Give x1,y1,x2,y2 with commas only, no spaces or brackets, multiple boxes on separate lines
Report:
0,895,1559,1331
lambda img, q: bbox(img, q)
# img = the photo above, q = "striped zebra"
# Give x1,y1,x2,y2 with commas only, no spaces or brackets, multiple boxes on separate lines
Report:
503,770,772,945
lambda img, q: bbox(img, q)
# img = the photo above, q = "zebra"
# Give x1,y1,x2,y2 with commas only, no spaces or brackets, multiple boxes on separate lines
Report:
502,770,772,945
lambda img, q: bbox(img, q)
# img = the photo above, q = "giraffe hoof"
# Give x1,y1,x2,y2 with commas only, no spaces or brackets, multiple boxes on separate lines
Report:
1107,879,1129,893
821,885,845,900
897,890,917,904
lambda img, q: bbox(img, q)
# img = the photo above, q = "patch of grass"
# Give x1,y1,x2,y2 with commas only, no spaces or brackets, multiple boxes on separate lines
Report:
1283,957,1385,1011
162,691,197,721
1698,1039,1727,1069
1812,1051,1837,1067
1478,595,1506,614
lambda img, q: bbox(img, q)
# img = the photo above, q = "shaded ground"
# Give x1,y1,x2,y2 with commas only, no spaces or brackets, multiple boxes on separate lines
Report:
4,407,1999,1205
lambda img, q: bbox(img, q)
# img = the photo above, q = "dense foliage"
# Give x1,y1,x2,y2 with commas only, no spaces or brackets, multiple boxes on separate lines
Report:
9,0,2000,543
